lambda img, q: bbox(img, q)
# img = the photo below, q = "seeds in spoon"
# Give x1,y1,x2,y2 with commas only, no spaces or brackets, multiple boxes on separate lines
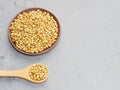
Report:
9,9,59,54
29,64,48,81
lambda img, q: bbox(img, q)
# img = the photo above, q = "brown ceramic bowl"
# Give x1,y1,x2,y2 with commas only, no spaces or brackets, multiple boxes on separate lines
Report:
8,8,60,55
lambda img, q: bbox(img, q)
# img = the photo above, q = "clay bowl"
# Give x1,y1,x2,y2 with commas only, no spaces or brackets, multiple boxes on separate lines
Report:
8,8,60,55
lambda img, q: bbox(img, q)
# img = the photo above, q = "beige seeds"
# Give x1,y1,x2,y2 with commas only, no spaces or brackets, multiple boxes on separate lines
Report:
9,9,59,54
29,64,48,81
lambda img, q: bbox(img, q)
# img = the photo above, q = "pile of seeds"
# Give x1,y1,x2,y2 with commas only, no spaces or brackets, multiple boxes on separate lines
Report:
29,64,48,81
9,9,59,53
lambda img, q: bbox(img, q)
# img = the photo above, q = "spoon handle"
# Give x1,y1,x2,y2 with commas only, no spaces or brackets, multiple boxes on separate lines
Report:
0,70,23,77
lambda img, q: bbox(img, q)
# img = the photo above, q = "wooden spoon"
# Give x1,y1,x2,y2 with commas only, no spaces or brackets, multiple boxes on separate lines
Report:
0,64,48,83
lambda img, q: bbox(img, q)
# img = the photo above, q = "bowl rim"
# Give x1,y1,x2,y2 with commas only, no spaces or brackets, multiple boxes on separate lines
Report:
8,7,60,56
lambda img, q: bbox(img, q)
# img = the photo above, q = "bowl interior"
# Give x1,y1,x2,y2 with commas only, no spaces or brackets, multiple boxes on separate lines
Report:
8,8,60,55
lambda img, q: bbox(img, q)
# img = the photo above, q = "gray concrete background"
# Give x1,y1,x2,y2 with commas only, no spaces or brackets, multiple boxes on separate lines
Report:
0,0,120,90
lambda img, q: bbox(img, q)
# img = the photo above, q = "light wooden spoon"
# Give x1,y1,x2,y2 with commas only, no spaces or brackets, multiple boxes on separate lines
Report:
0,64,48,83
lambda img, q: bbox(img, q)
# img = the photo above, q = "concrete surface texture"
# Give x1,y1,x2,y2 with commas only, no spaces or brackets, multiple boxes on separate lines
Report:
0,0,120,90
